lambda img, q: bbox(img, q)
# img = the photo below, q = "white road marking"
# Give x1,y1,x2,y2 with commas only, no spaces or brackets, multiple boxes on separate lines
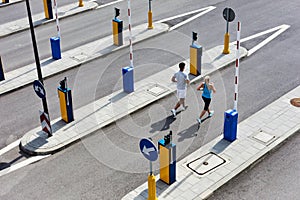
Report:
96,0,125,9
156,6,216,31
0,155,50,178
0,139,21,156
231,24,290,56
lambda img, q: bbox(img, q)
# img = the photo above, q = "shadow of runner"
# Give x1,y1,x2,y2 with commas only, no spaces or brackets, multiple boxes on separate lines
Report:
177,124,199,142
150,115,176,133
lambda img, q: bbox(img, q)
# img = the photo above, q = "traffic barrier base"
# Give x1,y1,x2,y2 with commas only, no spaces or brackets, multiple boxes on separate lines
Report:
50,37,61,60
112,18,123,46
58,87,74,123
158,137,176,185
223,109,238,142
122,67,134,93
190,44,202,76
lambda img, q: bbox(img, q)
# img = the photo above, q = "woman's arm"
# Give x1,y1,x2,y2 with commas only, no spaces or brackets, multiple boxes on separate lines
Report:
197,82,204,90
211,83,216,93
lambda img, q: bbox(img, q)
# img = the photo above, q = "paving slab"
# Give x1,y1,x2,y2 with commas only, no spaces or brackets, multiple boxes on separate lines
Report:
121,86,300,200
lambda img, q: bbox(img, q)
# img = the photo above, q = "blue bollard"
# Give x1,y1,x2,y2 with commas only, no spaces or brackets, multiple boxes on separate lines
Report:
122,67,134,93
50,37,61,60
223,109,238,142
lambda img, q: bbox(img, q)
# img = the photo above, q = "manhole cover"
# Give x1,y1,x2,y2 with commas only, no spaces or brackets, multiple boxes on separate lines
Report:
290,98,300,107
147,84,169,97
187,152,226,175
71,53,89,62
251,130,276,145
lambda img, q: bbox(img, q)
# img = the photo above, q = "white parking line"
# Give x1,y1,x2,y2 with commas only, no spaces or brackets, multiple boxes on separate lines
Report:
96,0,125,9
0,139,21,156
231,24,290,56
0,155,50,177
156,6,216,31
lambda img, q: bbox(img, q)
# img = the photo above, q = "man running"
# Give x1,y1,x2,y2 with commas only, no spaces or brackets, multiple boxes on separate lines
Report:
171,62,190,118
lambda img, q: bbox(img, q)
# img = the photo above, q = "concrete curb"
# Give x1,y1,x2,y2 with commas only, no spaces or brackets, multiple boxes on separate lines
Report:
0,22,169,96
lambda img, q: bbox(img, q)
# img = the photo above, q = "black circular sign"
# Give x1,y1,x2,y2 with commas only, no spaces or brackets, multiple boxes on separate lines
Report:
223,8,235,22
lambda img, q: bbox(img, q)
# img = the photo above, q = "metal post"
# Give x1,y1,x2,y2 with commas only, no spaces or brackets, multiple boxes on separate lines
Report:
25,0,51,132
149,160,153,175
223,7,230,54
226,8,229,33
78,0,84,7
148,0,153,29
148,160,157,200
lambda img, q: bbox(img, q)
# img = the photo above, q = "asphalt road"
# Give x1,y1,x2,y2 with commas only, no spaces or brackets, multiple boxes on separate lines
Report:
0,0,222,72
0,0,77,24
207,130,300,200
0,0,299,199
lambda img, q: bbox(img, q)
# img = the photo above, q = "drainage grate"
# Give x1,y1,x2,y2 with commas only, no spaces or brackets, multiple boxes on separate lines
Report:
251,130,276,146
147,84,169,97
187,152,226,175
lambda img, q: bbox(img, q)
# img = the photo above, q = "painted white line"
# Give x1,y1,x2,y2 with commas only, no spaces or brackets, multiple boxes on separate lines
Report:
231,24,290,56
0,139,21,156
157,6,215,23
0,155,50,177
96,0,125,9
156,6,216,31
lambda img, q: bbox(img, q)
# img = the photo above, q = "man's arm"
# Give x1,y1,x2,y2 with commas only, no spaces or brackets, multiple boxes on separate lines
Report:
171,76,176,82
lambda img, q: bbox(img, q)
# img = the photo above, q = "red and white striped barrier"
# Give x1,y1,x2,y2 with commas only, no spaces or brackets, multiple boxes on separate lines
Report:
127,0,133,67
53,0,60,38
40,111,52,136
234,21,241,111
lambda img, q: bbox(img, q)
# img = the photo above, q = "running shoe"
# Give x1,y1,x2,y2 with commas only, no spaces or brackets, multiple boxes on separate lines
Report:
171,109,176,117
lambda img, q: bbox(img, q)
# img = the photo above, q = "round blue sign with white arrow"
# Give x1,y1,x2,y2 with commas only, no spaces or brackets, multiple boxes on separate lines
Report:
139,138,158,162
33,80,46,99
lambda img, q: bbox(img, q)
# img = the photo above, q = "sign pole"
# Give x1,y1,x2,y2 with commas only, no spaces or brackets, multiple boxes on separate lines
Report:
139,138,158,200
150,160,153,175
222,7,235,54
26,0,52,135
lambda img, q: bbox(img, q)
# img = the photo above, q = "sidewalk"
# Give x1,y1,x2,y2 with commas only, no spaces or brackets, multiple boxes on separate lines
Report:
0,1,98,38
0,22,169,95
122,86,300,200
20,44,247,155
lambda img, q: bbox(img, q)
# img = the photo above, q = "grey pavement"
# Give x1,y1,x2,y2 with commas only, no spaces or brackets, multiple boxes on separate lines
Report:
122,86,300,200
0,22,169,95
20,43,247,155
0,1,98,38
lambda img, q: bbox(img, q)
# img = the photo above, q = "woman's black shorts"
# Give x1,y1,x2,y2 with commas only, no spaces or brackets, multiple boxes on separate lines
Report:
202,96,211,111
